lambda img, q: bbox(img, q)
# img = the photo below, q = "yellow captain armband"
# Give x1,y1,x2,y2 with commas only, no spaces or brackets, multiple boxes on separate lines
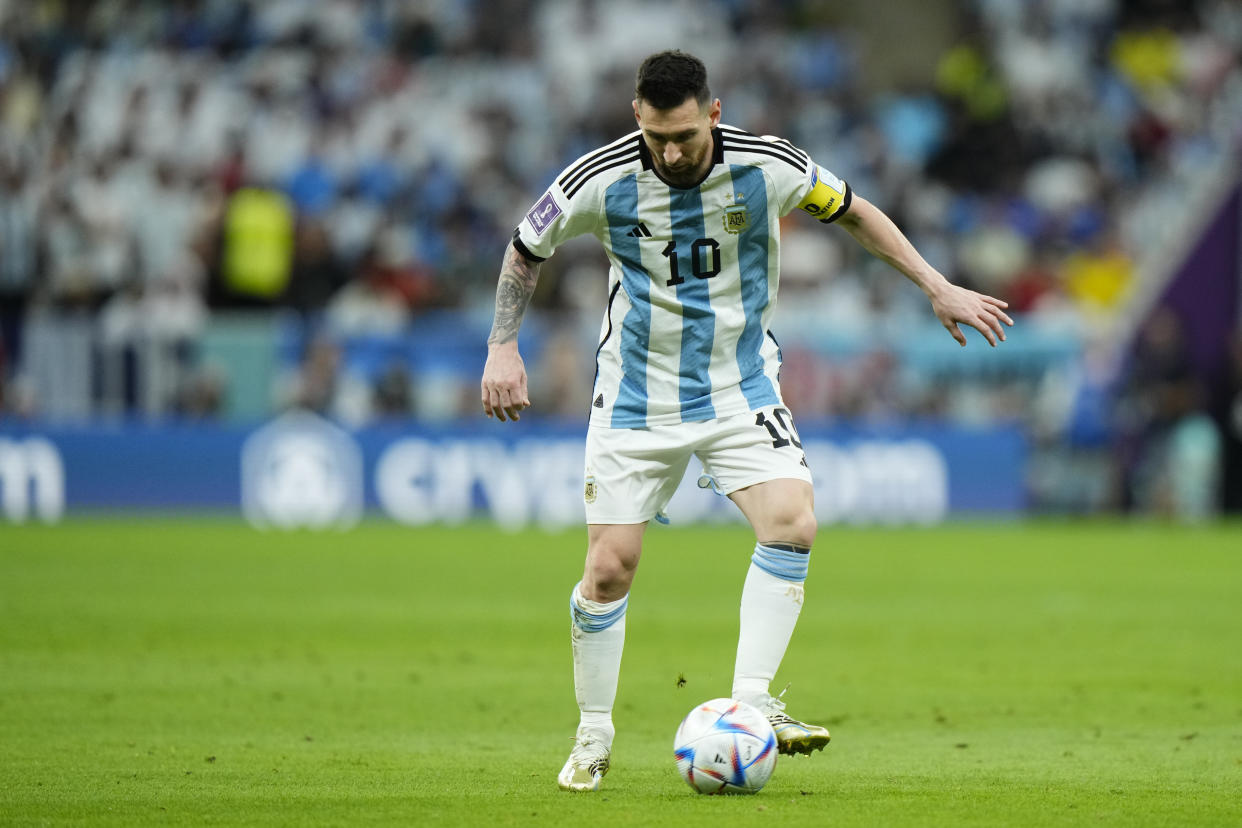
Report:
797,165,851,223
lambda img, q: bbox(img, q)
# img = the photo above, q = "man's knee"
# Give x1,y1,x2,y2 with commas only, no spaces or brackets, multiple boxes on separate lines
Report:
733,478,816,548
768,506,817,549
583,530,642,600
585,555,634,597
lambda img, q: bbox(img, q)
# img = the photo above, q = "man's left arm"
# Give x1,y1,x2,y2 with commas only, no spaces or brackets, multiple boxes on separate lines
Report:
834,195,1013,347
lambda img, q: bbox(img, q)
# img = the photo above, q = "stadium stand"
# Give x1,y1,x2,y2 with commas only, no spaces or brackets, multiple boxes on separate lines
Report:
0,0,1238,514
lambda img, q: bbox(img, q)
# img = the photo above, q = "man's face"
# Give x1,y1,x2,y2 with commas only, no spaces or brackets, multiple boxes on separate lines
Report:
633,96,721,187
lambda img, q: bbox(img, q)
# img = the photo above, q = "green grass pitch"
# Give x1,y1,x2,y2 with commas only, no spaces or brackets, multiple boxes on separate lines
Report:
1,520,1240,826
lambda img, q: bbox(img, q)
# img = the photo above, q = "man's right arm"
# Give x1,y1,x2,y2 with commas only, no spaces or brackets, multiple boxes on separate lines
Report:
834,196,1012,347
481,241,543,421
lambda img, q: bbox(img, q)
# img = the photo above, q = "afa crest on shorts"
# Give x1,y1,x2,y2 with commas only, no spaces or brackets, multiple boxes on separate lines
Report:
584,475,597,504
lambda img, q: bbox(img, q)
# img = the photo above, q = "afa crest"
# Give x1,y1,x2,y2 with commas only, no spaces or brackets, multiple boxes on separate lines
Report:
584,475,597,504
723,203,749,234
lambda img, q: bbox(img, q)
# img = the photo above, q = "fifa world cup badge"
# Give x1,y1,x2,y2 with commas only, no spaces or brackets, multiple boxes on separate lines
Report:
584,475,597,504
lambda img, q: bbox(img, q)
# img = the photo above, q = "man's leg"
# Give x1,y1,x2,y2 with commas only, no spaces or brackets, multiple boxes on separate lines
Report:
729,478,830,754
559,522,645,792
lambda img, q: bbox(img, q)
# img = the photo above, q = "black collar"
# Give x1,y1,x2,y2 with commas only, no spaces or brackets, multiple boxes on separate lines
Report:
637,127,724,190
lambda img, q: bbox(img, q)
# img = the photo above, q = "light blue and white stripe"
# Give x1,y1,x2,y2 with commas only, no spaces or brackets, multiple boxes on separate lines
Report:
570,589,629,632
752,543,810,583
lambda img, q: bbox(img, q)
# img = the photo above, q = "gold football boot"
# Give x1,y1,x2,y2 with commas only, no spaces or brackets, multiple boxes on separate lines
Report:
756,689,831,756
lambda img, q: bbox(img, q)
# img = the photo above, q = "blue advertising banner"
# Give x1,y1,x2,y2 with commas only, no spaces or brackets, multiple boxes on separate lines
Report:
0,414,1026,526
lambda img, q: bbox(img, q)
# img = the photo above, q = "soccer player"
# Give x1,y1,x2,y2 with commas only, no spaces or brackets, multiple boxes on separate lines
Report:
480,50,1012,792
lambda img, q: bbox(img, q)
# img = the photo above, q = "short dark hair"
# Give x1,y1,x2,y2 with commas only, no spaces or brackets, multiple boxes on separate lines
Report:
635,50,711,110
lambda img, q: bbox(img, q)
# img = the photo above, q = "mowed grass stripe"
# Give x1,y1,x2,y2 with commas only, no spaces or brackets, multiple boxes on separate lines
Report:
1,521,1239,826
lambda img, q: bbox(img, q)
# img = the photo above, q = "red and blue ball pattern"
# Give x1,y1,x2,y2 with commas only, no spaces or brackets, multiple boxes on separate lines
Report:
673,698,778,794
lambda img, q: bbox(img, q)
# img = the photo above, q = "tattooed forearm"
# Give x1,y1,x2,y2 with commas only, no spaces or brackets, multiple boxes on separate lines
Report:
487,242,542,345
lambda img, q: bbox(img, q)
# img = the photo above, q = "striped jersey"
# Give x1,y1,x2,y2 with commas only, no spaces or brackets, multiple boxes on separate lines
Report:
514,124,851,429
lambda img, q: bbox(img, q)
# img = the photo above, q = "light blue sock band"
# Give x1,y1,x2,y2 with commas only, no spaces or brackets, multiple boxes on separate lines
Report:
752,542,810,583
570,587,628,633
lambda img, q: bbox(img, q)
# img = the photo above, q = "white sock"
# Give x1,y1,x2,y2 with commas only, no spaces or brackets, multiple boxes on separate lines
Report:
732,543,809,705
570,582,627,745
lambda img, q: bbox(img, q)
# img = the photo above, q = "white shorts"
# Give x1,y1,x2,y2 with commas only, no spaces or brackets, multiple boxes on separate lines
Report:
583,404,814,524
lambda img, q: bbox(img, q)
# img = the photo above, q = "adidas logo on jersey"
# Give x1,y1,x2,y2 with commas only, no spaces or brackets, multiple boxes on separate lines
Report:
625,222,652,238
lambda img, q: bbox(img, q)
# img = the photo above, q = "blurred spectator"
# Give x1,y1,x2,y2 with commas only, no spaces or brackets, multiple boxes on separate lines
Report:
1007,249,1065,314
283,219,350,317
1027,337,1121,515
41,189,114,308
275,335,371,426
355,125,410,208
0,162,36,371
1114,307,1221,520
172,362,227,421
1217,333,1242,513
529,331,592,419
284,135,339,218
372,360,416,420
1062,229,1135,315
97,261,206,417
324,224,434,335
213,187,296,307
136,160,200,285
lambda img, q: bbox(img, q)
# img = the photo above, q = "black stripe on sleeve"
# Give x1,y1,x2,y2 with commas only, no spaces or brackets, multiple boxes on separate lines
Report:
770,138,809,165
721,135,807,169
561,144,640,193
719,126,810,165
721,140,806,173
817,182,853,224
564,153,639,199
511,228,547,262
556,133,640,190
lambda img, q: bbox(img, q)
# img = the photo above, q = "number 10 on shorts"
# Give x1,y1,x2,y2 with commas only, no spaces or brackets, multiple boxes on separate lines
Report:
755,407,808,468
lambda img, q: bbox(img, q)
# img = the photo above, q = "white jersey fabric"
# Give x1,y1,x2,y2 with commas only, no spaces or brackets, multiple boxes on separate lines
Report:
514,124,851,429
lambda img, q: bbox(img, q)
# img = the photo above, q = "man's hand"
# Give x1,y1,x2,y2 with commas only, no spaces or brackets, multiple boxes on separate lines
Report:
482,241,542,421
928,282,1014,347
834,196,1014,347
481,341,531,421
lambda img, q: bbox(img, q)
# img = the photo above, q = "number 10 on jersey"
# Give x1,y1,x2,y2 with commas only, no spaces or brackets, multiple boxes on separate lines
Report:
661,238,721,287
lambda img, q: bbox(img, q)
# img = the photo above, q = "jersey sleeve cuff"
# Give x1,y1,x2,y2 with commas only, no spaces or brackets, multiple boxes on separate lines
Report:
511,229,548,263
818,182,853,224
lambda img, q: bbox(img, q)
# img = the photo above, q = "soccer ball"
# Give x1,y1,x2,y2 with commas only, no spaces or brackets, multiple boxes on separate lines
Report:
673,698,778,794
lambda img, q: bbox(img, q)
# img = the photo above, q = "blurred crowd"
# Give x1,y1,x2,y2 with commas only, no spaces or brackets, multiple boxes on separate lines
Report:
0,0,1240,514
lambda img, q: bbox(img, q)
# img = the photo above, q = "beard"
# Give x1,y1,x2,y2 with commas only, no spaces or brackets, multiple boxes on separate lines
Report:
655,155,704,187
